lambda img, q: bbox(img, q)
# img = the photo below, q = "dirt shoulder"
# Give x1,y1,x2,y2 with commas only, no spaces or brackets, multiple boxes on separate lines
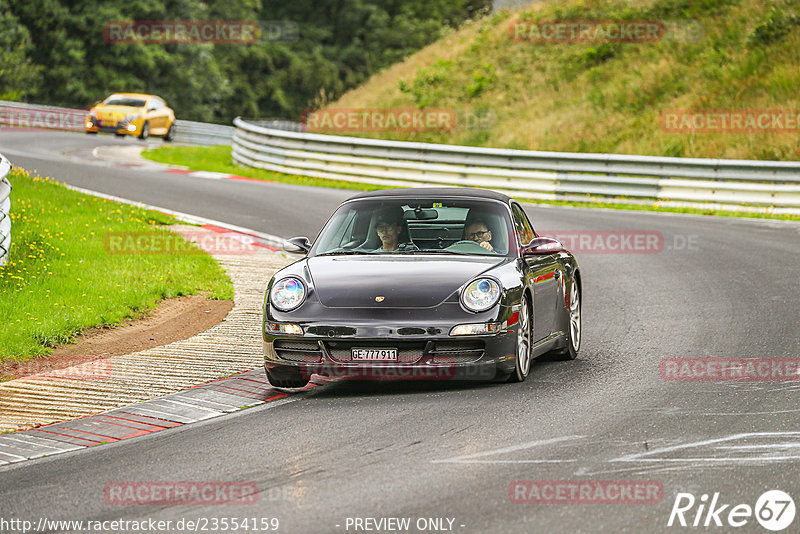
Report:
2,295,233,381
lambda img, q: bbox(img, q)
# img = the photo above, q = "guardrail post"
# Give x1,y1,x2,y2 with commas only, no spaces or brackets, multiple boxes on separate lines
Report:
0,154,12,267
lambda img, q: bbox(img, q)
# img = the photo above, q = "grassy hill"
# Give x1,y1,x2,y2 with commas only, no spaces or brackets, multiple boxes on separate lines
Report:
326,0,800,160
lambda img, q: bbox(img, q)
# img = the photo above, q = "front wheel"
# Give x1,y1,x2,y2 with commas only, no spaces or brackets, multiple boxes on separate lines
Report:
266,366,309,388
163,123,175,142
138,121,150,140
508,293,532,382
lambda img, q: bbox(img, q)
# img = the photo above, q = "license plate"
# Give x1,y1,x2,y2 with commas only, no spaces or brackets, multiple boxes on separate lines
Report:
351,348,397,361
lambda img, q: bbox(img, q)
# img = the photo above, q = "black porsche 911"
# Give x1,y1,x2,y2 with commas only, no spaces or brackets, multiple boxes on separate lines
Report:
262,188,581,388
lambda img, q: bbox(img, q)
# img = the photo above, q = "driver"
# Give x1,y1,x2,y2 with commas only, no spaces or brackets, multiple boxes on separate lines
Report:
464,218,494,252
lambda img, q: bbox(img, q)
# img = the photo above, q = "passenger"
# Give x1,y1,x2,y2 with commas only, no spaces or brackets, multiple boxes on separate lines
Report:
373,207,406,252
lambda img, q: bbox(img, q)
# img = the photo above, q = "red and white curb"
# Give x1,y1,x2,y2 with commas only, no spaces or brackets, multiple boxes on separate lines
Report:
0,369,322,465
164,168,270,184
0,186,305,466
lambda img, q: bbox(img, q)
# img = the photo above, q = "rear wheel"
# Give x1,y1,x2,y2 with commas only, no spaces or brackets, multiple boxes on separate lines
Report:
138,121,150,140
508,294,532,382
266,366,309,388
552,276,581,360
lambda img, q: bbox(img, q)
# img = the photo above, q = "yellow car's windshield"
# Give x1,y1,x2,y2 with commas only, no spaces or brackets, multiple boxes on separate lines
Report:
102,96,147,107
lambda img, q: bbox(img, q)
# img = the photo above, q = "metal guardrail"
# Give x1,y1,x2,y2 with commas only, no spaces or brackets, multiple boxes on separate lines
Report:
172,119,233,146
0,153,12,267
0,100,86,132
232,117,800,214
0,100,233,146
243,118,307,132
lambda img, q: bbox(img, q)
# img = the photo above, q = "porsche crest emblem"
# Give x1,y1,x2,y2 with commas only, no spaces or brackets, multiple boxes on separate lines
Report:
375,296,385,302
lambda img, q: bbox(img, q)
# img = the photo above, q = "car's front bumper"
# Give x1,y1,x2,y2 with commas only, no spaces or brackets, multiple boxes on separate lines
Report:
263,324,518,381
85,118,143,135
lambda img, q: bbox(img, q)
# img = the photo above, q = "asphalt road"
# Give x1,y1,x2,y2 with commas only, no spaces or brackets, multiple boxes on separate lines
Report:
1,131,800,534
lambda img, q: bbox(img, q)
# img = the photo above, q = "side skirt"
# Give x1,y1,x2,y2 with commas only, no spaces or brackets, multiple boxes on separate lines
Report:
532,331,567,357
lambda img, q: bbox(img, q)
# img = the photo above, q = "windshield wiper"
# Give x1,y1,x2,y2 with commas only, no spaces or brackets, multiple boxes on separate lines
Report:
316,250,374,256
393,249,462,255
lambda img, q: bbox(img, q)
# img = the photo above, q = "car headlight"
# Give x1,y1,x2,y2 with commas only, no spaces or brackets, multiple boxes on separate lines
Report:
461,278,501,312
270,277,306,311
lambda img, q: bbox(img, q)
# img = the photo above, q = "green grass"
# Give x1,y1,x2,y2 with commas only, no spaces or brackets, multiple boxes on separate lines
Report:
140,145,382,191
142,145,800,221
0,168,234,363
331,0,800,161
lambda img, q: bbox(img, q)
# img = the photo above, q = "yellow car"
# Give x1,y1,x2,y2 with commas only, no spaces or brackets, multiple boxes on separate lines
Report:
86,93,176,141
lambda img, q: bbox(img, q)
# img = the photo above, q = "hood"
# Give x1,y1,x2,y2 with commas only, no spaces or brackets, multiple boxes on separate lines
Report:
306,255,505,308
92,105,144,117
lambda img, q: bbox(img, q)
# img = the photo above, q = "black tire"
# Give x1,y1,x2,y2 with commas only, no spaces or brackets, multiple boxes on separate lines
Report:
508,293,533,382
138,121,150,140
163,123,175,142
86,131,98,135
550,276,581,361
266,366,309,388
114,132,126,138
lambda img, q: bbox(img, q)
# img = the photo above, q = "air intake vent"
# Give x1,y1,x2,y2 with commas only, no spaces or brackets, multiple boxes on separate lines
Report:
274,339,323,362
427,340,485,364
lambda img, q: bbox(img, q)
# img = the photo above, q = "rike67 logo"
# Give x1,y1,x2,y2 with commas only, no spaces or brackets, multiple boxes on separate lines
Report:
668,490,796,531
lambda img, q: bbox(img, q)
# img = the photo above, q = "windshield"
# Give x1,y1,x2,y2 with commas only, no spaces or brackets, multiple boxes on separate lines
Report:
311,198,514,256
102,95,147,107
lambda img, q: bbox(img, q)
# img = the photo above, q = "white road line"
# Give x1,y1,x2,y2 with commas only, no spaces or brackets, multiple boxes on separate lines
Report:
61,183,286,248
612,431,800,462
431,435,584,464
188,171,230,180
437,460,577,464
614,457,800,462
716,443,800,450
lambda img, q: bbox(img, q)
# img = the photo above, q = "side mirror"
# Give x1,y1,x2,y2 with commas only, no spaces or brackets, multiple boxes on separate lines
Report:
283,236,311,254
521,236,565,256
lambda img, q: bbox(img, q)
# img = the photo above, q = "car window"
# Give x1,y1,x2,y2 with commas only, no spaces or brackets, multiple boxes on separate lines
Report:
102,96,147,107
311,198,514,256
511,204,535,246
